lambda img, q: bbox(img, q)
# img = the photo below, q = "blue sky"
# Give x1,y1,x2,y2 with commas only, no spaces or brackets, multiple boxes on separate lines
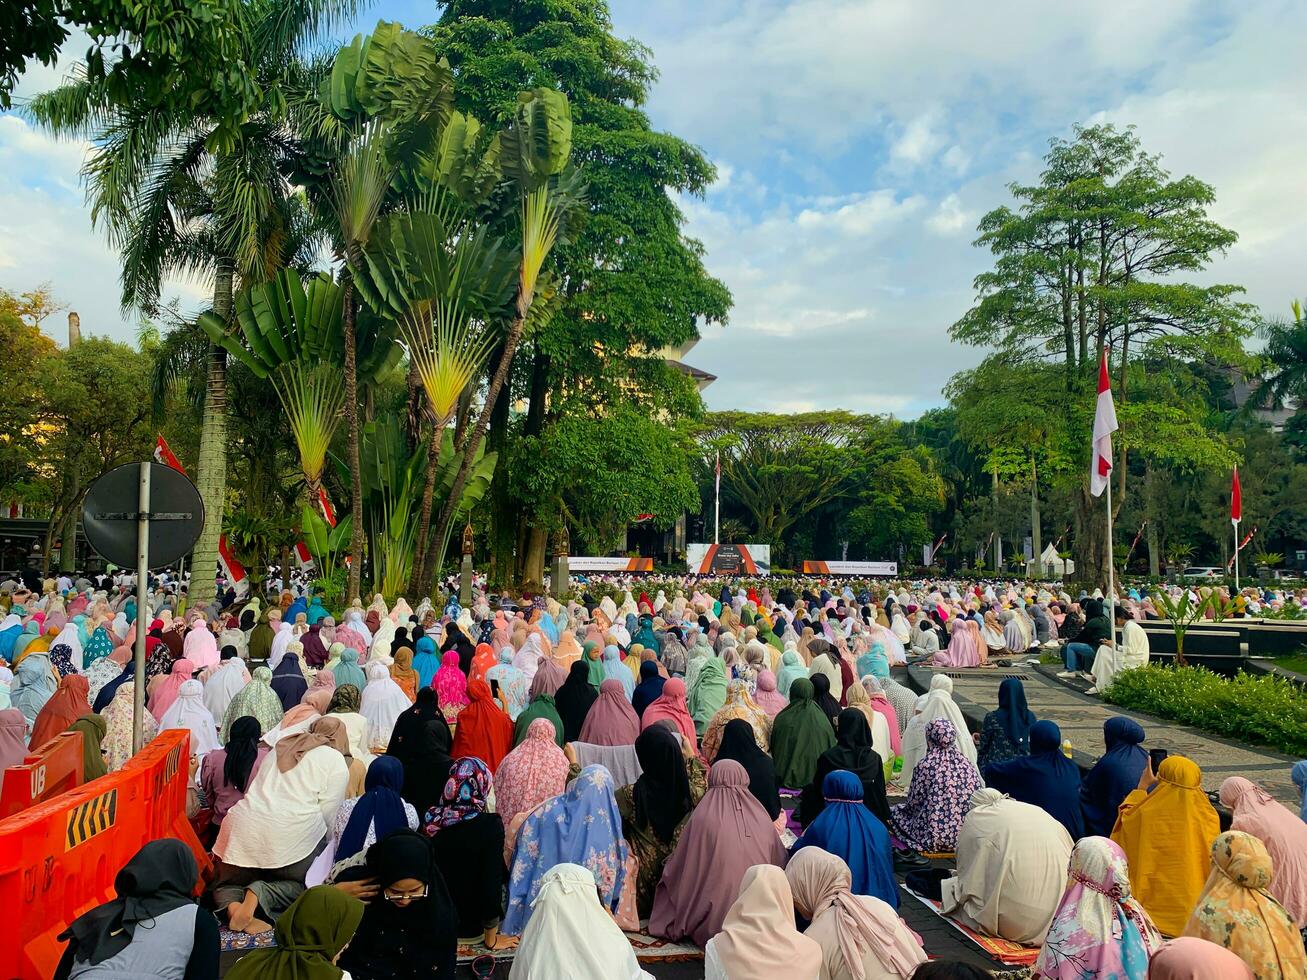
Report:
3,0,1304,416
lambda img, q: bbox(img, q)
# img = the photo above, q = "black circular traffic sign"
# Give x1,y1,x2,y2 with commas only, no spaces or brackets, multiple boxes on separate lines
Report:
82,461,205,568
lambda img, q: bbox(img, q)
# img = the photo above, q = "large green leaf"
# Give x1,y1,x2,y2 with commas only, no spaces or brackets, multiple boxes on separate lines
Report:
197,269,344,377
326,22,451,124
497,88,573,189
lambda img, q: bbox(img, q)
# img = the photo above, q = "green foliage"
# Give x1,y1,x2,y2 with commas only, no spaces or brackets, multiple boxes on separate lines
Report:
300,504,353,584
1104,665,1307,756
1253,551,1284,568
0,288,60,504
515,404,700,553
1149,589,1214,662
2,0,273,143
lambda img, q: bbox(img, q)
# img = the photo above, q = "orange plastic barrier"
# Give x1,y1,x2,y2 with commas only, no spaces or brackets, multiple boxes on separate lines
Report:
0,730,210,979
0,731,85,819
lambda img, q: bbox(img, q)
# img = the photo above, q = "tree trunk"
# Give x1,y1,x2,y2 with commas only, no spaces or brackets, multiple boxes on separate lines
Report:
487,352,514,590
430,303,529,584
1073,485,1108,590
59,491,78,572
189,259,233,607
1145,461,1160,577
342,277,364,604
1030,451,1041,577
991,465,1001,574
407,424,445,597
522,525,547,590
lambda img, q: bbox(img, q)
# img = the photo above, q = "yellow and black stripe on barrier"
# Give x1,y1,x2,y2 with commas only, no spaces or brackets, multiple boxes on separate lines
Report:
64,788,118,851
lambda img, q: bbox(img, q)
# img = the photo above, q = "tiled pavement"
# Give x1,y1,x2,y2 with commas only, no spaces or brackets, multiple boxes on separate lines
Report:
903,663,1301,805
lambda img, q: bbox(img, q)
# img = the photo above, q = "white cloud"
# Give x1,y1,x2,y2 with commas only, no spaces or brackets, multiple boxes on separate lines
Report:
890,112,945,168
926,193,973,236
0,116,210,347
608,0,1307,414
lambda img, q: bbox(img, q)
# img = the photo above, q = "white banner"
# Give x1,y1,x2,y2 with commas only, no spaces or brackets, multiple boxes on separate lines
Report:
568,556,654,572
802,560,898,576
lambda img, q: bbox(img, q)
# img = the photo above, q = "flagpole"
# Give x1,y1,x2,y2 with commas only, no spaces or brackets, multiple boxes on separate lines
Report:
714,449,720,545
1105,468,1116,634
1233,518,1240,591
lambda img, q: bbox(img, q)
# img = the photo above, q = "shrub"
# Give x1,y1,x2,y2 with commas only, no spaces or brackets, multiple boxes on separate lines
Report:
1104,665,1307,756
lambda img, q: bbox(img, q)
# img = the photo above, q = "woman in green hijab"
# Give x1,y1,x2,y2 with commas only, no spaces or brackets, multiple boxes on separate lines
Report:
247,608,278,663
513,692,565,746
67,713,108,781
224,885,363,980
332,645,367,690
686,656,727,737
583,641,605,690
769,677,836,788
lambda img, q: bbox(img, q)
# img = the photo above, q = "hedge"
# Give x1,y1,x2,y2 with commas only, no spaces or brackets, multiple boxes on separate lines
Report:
1104,665,1307,757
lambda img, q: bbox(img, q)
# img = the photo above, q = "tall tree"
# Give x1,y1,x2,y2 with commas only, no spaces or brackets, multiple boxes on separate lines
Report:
427,0,731,588
29,1,349,603
951,123,1254,585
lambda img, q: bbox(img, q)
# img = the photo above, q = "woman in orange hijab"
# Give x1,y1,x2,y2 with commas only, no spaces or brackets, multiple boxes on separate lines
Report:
1112,755,1220,935
29,673,92,747
450,678,514,773
388,647,419,702
468,642,498,686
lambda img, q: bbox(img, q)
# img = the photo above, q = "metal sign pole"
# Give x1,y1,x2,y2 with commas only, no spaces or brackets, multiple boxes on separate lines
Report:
132,462,151,754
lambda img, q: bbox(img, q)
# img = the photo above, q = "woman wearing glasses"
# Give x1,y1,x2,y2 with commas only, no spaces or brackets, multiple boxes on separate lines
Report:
334,830,459,979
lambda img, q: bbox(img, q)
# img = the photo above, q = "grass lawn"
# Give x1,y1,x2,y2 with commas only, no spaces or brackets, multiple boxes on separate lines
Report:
1274,653,1307,675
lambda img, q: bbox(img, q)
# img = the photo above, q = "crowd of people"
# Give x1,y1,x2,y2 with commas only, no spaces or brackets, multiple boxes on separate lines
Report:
3,573,1306,979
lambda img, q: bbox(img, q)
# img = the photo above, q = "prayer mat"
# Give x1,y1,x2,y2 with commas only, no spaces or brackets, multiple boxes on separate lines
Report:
455,925,703,964
219,927,278,952
905,888,1041,966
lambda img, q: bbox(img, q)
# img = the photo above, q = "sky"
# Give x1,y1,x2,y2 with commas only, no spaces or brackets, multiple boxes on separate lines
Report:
2,0,1304,418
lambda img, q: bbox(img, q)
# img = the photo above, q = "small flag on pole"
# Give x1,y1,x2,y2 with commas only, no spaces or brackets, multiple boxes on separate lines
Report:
1231,466,1242,525
1090,350,1117,498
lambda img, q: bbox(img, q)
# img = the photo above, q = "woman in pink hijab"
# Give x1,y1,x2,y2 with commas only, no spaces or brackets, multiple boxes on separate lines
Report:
752,670,787,717
639,678,698,748
934,618,981,668
1220,776,1307,927
860,675,902,758
433,651,470,725
1147,937,1252,979
147,657,194,721
579,679,640,746
649,759,787,947
182,619,219,670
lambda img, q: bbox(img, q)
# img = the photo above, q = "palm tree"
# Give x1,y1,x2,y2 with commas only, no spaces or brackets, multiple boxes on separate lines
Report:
26,1,352,604
427,91,582,591
1253,304,1307,414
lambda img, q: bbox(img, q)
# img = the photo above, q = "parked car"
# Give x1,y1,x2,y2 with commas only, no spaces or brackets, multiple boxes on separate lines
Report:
1180,566,1225,580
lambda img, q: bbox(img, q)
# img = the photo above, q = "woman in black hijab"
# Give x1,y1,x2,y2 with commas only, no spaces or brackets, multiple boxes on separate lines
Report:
269,651,308,711
810,672,842,726
399,718,453,820
713,718,781,821
799,708,891,828
616,723,698,917
386,688,441,765
56,839,217,979
439,623,475,675
336,830,458,980
630,659,665,718
552,661,598,742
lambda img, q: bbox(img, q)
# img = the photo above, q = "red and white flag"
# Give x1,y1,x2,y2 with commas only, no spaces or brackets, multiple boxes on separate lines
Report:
1231,466,1242,526
153,435,185,474
1090,350,1118,498
156,434,248,594
714,450,721,494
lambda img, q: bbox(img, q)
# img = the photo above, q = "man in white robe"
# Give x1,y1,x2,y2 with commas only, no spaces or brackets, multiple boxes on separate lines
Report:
1086,606,1149,695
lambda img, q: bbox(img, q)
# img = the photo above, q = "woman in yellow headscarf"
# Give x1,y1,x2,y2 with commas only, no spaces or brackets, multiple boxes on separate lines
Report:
1184,831,1306,979
1112,755,1220,935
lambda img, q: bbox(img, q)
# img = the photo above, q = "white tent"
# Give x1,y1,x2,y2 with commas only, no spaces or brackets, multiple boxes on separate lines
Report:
1030,543,1074,577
